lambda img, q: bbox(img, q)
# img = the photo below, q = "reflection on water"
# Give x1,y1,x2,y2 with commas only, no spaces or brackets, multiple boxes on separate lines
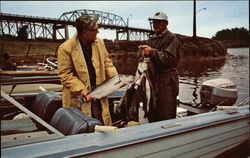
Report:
178,58,226,78
178,48,249,105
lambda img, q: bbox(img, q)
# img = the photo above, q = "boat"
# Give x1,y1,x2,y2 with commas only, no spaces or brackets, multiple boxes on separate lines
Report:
46,57,58,69
1,76,249,158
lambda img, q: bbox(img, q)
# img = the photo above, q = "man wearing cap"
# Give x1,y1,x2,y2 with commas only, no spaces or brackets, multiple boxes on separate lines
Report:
139,12,180,122
57,14,118,125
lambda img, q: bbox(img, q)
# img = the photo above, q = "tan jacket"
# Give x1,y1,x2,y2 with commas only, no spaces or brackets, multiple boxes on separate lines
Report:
57,34,118,125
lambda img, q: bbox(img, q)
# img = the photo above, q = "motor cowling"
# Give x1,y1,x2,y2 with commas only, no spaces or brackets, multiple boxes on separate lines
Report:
200,78,238,106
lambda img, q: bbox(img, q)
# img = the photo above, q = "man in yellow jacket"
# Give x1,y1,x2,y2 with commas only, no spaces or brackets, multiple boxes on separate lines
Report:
57,14,118,126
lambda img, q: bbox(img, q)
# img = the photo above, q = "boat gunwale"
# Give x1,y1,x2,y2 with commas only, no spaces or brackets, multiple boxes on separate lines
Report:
63,111,250,158
2,105,248,158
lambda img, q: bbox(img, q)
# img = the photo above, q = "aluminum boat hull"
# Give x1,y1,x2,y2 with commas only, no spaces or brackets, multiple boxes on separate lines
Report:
1,105,249,158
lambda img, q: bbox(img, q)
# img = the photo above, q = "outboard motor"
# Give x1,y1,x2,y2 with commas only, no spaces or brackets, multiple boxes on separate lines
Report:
200,78,238,106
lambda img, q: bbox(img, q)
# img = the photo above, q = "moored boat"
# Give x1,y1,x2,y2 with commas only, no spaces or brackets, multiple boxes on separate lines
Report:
1,77,249,158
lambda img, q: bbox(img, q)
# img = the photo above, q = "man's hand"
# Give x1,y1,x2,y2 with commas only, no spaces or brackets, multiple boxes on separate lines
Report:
82,90,92,102
138,45,153,55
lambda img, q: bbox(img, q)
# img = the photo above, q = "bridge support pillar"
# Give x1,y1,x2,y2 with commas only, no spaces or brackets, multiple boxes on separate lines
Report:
127,29,130,41
116,30,119,41
65,24,69,40
53,25,57,40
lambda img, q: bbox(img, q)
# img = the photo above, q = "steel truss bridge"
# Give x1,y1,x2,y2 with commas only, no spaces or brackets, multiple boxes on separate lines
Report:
0,9,153,41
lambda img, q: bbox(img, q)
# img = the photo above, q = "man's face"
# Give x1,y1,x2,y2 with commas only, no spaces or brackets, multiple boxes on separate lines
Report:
152,20,167,33
81,24,99,43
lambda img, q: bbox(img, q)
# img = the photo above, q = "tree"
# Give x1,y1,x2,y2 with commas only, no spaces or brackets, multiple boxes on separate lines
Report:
212,27,249,40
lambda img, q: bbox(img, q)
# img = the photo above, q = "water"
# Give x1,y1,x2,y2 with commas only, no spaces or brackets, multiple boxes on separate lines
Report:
178,47,249,105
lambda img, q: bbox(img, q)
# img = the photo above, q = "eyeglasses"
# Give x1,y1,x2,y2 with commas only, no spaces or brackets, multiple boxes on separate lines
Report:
151,20,163,24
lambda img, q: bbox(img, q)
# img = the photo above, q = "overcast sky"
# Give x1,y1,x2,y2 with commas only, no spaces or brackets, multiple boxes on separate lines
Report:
1,1,249,40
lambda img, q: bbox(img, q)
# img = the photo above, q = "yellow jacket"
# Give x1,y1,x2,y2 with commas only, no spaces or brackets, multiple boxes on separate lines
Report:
57,34,118,125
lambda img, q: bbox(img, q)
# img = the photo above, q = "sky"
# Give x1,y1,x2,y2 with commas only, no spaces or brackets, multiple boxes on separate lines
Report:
1,1,249,40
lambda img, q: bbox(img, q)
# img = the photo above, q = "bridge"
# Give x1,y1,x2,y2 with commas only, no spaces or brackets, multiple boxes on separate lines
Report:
0,9,153,41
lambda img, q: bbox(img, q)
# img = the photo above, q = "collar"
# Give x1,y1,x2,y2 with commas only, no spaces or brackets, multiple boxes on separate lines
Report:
151,28,168,38
73,33,98,44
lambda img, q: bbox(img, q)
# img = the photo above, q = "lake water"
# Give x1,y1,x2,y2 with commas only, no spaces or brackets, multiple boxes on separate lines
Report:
178,47,249,105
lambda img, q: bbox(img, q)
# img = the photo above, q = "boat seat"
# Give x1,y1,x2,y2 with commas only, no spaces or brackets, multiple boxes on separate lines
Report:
50,107,102,135
31,92,62,129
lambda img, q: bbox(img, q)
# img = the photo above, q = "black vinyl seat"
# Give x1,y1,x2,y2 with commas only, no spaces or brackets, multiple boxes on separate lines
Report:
50,106,102,135
31,92,62,129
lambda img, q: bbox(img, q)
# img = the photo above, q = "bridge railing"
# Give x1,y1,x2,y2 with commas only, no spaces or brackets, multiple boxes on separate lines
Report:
59,9,127,27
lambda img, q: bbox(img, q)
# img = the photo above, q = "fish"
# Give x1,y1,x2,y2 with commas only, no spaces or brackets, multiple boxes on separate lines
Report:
114,57,158,122
89,74,135,99
113,57,149,116
77,74,135,105
134,57,152,113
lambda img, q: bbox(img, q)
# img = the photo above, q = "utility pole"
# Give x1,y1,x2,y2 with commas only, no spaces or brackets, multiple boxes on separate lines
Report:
193,0,196,38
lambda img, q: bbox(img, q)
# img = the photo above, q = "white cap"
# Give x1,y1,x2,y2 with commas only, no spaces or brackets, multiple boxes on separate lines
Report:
148,12,168,21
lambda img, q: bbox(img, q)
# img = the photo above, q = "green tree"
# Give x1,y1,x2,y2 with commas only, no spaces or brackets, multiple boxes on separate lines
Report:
212,27,249,40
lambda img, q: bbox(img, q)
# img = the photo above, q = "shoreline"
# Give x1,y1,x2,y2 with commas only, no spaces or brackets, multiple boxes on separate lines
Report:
0,38,248,70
